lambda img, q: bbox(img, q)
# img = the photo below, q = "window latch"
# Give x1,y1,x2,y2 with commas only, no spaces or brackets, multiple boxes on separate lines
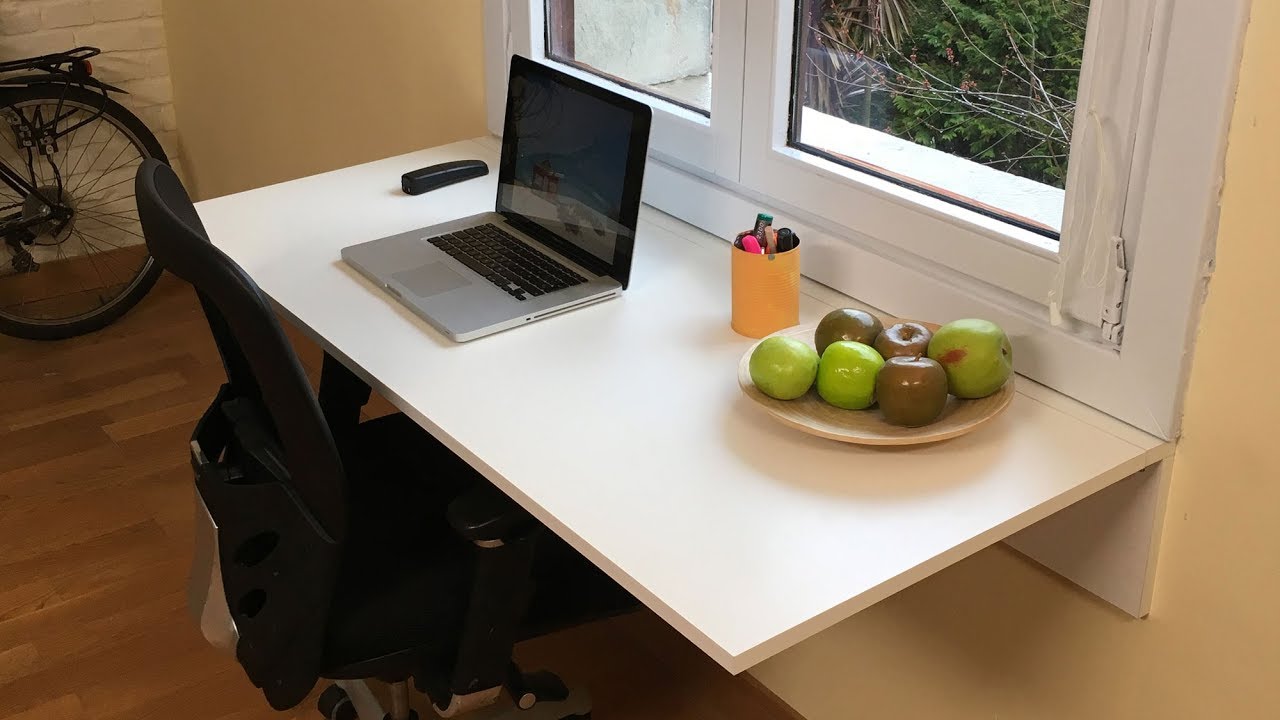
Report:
1101,235,1129,343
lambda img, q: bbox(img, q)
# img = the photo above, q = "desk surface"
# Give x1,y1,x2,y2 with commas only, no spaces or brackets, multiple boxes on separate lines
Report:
197,138,1171,673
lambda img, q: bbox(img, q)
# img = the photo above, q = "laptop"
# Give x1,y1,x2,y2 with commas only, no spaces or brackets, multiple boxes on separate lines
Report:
341,55,652,342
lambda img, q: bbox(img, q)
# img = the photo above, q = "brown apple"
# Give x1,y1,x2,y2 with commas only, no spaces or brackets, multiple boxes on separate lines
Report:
814,309,883,356
874,322,934,360
875,355,948,427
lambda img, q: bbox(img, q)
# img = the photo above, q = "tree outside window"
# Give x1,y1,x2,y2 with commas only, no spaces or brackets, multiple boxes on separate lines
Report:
798,0,1089,188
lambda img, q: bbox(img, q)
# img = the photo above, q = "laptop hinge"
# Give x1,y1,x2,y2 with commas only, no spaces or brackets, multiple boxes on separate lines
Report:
500,212,614,280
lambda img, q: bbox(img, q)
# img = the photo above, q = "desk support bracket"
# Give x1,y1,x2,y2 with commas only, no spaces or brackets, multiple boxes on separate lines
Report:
1005,459,1172,617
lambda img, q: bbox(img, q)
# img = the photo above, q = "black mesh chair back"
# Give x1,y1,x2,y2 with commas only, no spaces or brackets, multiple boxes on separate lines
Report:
136,158,346,709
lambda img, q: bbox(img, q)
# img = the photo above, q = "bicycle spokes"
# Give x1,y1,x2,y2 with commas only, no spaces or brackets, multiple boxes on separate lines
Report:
0,94,154,329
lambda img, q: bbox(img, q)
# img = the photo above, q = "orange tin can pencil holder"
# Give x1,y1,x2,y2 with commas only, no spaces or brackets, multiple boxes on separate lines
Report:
731,231,800,338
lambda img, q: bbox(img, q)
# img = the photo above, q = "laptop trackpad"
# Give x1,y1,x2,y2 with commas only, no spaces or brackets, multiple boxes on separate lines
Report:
392,262,472,298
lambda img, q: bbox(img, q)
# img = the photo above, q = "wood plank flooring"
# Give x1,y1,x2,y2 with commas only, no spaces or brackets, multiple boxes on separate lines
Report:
0,275,796,720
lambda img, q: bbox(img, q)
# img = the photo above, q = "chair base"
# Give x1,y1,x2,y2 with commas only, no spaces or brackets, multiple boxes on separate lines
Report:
321,680,591,720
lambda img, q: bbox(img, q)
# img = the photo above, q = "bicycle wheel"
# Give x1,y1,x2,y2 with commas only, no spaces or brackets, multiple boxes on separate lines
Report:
0,84,168,340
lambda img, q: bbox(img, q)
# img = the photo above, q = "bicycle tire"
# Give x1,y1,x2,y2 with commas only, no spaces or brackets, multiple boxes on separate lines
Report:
0,83,168,340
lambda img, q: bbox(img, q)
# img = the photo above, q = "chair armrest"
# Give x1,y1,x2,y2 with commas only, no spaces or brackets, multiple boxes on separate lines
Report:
429,485,541,709
447,485,537,544
317,353,371,431
317,353,371,468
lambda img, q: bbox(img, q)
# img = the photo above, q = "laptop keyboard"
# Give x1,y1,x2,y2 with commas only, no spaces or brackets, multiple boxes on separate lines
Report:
427,224,588,301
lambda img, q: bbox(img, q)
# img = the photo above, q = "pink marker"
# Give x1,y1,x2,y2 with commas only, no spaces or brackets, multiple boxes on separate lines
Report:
741,234,764,254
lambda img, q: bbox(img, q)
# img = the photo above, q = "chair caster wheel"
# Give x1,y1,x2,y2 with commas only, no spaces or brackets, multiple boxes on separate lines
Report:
383,713,418,720
318,684,358,720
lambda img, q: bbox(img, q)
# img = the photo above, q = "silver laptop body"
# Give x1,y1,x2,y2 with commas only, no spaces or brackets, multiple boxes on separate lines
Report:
341,212,621,342
340,55,650,343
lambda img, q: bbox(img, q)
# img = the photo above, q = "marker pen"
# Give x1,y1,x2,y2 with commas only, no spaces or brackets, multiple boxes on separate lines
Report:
752,212,773,240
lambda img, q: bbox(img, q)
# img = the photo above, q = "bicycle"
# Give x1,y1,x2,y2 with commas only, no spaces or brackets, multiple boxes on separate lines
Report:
0,46,169,340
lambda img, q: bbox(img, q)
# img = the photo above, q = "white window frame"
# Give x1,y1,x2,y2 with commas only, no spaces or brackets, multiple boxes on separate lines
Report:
483,0,1250,440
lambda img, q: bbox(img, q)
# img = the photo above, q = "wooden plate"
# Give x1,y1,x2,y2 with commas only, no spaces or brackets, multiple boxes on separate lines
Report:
737,320,1014,446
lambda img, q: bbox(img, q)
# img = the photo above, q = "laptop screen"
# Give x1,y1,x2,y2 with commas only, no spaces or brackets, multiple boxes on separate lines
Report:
496,56,652,288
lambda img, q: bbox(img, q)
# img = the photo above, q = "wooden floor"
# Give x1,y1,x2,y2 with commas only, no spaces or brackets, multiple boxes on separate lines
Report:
0,275,796,720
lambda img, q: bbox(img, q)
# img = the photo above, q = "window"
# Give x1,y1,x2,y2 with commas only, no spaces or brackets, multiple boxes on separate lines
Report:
545,0,715,114
486,0,1249,439
790,0,1090,236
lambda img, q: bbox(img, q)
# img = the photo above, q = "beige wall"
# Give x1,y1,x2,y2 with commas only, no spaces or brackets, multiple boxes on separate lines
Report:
753,4,1280,718
160,0,486,200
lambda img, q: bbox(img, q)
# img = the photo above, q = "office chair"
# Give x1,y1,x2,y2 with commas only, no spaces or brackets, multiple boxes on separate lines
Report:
136,159,636,720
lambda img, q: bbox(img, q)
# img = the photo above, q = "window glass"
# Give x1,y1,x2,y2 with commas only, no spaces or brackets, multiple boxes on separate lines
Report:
545,0,714,114
790,0,1091,235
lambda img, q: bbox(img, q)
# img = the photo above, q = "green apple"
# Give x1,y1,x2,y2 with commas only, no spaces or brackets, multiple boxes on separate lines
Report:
817,341,885,410
749,336,820,400
927,319,1013,399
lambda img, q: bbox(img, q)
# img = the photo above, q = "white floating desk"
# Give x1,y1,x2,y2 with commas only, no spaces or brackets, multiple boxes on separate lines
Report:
197,138,1173,674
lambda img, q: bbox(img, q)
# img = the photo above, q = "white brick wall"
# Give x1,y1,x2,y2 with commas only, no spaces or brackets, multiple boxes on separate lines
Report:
0,0,182,173
43,1,96,29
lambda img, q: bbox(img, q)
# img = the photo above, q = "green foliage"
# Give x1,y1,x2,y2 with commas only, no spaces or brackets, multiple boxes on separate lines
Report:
819,0,1089,187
